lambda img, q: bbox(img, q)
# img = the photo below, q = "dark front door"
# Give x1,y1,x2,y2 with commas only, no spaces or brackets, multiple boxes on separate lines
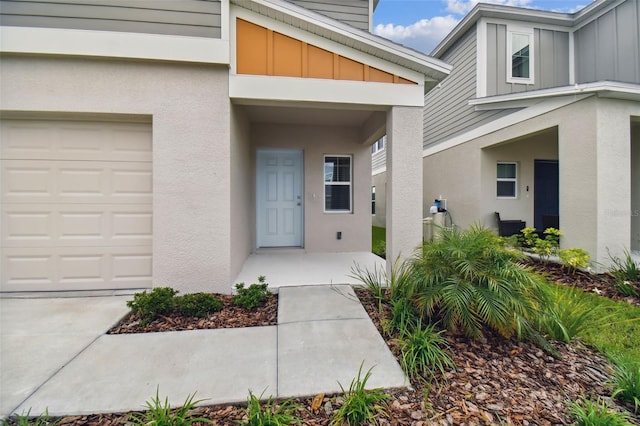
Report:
534,159,559,231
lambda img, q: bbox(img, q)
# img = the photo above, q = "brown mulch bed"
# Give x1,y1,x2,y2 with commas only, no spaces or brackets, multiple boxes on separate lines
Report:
107,294,278,334
10,269,640,425
527,259,640,306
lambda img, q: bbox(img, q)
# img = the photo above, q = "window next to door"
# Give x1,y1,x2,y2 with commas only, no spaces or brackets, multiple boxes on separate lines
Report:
324,155,352,212
497,162,517,198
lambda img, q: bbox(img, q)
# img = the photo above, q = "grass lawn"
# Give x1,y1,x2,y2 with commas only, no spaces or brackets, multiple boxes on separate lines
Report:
372,226,385,248
567,285,640,364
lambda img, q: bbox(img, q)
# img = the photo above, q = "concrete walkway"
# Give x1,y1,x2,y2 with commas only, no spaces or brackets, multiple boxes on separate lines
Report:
1,285,406,418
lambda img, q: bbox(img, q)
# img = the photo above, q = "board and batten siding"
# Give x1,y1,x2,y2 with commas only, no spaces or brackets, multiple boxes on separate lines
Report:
486,24,570,96
574,0,640,85
0,0,222,38
287,0,369,31
423,25,512,149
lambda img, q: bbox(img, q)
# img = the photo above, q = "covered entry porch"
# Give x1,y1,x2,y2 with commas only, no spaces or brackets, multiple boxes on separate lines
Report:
233,251,384,290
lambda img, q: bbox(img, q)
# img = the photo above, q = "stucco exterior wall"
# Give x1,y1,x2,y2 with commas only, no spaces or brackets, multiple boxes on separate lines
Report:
0,55,232,294
251,123,371,252
230,105,253,282
481,129,558,228
423,143,482,228
632,120,640,251
386,106,423,267
422,96,639,268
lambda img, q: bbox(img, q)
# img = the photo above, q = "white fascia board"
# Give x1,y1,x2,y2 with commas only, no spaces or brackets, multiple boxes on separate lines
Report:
469,81,640,109
229,74,425,107
423,94,592,157
483,17,573,33
231,0,451,80
0,26,230,64
231,7,426,84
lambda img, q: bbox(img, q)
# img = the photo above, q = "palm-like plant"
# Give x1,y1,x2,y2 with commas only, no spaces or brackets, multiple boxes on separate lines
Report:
409,225,544,340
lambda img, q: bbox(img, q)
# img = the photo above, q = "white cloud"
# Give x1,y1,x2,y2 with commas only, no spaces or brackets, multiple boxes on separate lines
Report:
373,15,460,54
446,0,533,15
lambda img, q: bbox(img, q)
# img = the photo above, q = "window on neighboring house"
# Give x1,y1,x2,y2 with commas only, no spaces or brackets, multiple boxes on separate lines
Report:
507,28,534,84
371,186,376,214
371,135,386,154
324,155,352,212
497,162,517,198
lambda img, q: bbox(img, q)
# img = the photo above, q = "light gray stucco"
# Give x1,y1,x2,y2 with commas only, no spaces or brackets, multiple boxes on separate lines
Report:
386,106,423,268
632,119,640,251
0,55,233,294
422,95,640,268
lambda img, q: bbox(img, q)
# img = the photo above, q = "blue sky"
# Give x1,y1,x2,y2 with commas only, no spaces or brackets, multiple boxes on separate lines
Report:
373,0,592,54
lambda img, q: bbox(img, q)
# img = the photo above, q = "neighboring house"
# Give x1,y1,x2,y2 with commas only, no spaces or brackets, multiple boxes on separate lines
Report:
372,0,640,268
0,0,451,293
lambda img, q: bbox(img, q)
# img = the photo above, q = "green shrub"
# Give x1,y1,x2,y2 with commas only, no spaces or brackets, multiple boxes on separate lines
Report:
234,276,270,310
385,297,419,337
398,320,455,383
536,285,601,343
331,362,389,426
609,249,640,281
568,396,633,426
521,227,562,261
559,248,590,272
410,225,544,340
608,250,639,297
175,293,223,318
611,358,640,414
5,408,59,426
127,387,211,426
241,390,301,426
127,287,178,325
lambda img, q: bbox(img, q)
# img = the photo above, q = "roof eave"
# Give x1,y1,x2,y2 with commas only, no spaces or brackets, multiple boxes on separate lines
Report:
430,1,616,58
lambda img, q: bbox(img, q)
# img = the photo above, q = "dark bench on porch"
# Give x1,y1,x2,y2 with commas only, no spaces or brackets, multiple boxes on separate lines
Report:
495,212,526,237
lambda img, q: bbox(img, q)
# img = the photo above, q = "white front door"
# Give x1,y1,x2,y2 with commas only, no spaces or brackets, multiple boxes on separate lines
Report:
256,149,303,248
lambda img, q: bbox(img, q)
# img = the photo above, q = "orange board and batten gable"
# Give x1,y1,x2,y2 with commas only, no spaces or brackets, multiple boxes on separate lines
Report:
236,19,416,85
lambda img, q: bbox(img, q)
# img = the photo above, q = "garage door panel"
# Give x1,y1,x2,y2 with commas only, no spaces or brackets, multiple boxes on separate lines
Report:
2,160,152,204
1,120,152,162
2,246,152,291
1,119,153,292
2,204,152,247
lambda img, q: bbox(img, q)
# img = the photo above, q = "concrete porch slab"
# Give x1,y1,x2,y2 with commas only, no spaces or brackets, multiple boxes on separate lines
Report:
15,327,278,416
234,251,384,290
0,297,130,417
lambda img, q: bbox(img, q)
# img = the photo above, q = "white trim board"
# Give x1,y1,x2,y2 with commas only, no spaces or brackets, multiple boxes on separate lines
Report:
0,27,230,64
229,74,425,107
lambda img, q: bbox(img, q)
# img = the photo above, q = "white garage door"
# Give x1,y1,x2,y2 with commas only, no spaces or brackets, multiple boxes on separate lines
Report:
1,119,153,292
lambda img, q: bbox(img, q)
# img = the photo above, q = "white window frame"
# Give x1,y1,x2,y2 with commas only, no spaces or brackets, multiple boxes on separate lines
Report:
497,162,518,199
371,135,386,154
506,26,534,85
324,154,353,213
